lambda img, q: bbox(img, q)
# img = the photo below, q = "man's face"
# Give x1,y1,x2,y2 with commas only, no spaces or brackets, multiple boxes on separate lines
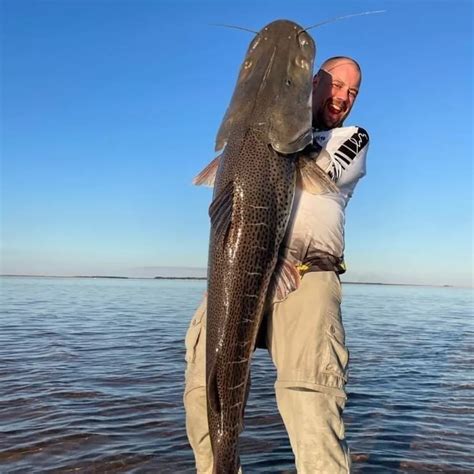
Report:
312,60,361,130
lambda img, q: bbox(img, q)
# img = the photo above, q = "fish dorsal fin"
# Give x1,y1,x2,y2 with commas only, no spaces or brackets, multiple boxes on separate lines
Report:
297,152,339,194
209,181,234,245
193,154,222,187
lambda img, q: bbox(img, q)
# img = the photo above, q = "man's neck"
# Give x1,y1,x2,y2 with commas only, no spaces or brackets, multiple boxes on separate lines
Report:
312,121,343,132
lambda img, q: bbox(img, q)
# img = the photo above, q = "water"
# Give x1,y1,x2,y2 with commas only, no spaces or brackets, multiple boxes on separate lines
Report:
0,277,472,473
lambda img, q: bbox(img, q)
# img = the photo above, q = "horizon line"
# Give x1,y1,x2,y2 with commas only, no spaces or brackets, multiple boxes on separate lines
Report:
1,274,470,289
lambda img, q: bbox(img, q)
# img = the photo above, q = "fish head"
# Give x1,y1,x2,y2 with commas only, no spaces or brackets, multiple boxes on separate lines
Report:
216,19,316,155
260,20,316,153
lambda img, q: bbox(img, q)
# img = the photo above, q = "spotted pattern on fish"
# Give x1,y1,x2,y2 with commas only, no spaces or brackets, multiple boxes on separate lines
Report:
207,128,297,472
201,19,316,473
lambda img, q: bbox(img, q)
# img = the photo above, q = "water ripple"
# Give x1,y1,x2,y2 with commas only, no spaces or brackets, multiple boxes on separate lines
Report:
0,277,472,472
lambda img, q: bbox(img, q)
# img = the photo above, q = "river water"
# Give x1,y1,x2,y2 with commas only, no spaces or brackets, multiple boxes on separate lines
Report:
0,276,472,473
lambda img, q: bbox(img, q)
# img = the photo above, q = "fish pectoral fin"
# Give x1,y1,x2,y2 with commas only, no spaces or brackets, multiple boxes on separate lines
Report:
193,154,221,187
297,154,339,194
270,256,301,300
209,181,234,245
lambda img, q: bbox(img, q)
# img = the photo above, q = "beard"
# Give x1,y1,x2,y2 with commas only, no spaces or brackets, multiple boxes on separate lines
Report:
313,98,348,130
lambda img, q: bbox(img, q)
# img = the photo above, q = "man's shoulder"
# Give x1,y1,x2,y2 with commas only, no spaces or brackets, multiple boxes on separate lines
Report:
346,126,369,147
313,126,369,165
314,125,369,145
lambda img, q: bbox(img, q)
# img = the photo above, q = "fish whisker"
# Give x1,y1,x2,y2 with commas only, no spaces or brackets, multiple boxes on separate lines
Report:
210,23,258,34
301,10,386,35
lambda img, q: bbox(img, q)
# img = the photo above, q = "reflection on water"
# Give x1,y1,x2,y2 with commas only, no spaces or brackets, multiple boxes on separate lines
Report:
0,277,473,473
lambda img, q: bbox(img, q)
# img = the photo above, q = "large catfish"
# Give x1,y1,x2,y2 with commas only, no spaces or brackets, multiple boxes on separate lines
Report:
194,19,336,473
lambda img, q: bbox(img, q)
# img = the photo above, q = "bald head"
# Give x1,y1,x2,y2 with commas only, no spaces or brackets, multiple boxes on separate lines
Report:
312,56,362,130
319,56,362,88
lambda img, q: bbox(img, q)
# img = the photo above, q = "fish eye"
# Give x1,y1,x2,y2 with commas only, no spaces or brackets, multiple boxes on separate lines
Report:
298,32,311,48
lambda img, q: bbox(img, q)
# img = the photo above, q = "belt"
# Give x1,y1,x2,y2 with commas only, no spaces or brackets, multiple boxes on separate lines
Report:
297,251,346,276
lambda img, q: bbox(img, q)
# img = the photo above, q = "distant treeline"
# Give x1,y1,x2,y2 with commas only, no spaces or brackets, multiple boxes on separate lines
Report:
154,276,207,280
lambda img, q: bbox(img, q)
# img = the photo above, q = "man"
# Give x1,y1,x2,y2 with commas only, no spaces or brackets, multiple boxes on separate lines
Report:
184,56,369,473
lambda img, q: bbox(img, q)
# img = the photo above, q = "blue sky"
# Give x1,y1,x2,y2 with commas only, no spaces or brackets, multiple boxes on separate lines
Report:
1,0,472,286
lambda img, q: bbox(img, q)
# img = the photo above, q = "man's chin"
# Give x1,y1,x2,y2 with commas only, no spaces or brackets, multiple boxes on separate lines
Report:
322,119,342,130
314,110,345,130
323,112,345,129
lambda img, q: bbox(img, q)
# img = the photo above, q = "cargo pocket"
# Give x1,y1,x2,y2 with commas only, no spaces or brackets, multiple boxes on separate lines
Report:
323,317,349,387
184,301,206,364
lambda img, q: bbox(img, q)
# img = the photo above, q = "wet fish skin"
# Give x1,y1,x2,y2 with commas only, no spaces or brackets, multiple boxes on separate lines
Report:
203,20,316,473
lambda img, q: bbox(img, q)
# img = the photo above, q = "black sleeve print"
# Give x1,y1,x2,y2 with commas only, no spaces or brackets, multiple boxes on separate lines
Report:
328,127,370,182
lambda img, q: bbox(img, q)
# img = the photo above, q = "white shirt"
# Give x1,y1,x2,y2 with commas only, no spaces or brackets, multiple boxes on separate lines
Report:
281,126,369,263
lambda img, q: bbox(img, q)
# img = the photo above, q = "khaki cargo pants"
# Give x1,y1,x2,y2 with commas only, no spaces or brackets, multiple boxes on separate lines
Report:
183,271,351,473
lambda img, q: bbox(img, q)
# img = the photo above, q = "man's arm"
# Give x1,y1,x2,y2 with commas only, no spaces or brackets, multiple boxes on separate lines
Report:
314,126,369,201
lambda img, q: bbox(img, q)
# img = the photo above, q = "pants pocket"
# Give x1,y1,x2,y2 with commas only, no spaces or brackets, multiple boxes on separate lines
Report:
324,319,349,383
185,300,206,364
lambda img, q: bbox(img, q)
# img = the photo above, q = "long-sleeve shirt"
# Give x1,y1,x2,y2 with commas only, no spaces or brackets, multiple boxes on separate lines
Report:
282,125,369,263
270,126,369,301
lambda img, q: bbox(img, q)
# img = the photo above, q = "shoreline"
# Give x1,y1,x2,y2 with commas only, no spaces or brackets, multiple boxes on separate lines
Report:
0,274,460,288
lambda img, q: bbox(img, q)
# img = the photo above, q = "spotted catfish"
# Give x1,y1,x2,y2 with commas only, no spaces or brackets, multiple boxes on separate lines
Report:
194,19,337,473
